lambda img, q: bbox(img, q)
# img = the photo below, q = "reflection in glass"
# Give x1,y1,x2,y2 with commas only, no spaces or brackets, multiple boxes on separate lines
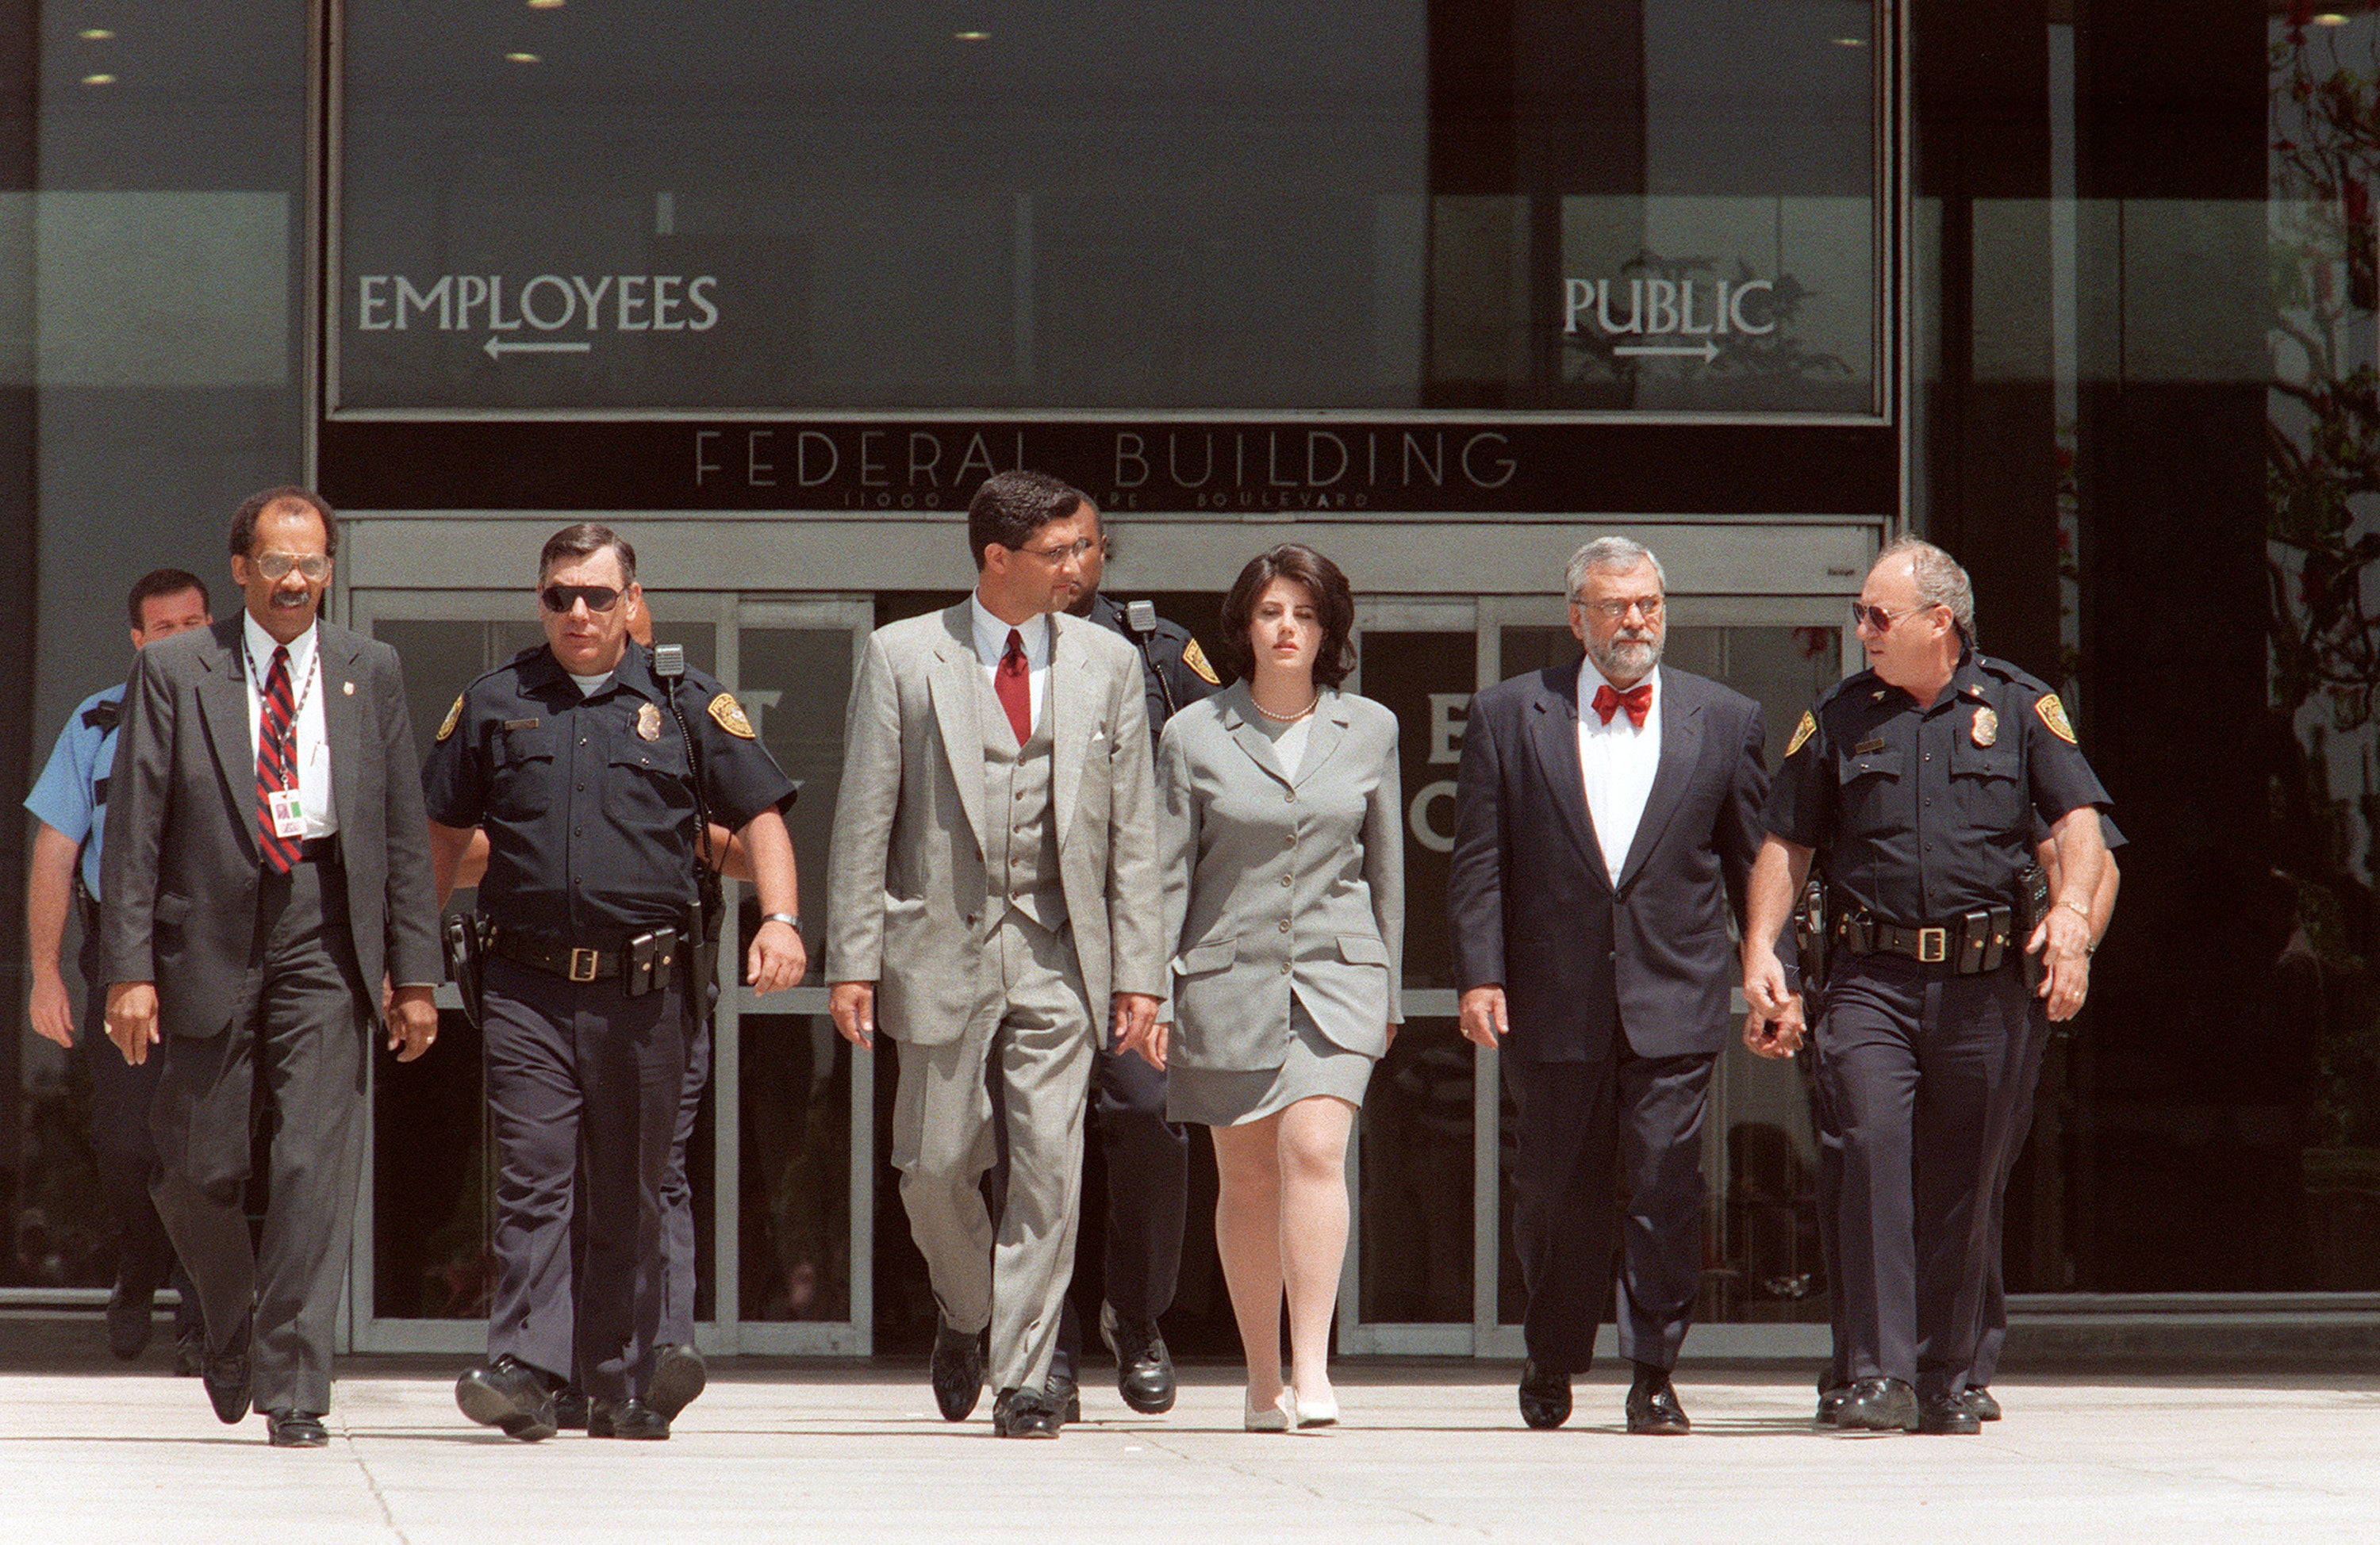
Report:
1360,1018,1473,1324
739,1014,851,1321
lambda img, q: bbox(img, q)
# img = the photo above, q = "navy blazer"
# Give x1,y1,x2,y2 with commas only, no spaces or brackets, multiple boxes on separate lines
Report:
1449,662,1772,1064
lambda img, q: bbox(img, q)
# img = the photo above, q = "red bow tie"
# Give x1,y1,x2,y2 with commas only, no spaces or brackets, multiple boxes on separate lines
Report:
1591,682,1652,729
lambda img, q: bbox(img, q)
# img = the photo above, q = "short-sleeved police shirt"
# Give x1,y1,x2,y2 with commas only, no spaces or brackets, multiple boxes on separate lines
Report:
422,642,795,941
25,685,124,900
1764,651,2109,922
1082,592,1222,746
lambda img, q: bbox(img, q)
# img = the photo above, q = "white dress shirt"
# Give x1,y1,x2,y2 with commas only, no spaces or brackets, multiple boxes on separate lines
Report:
969,592,1052,733
1576,657,1660,884
242,611,338,838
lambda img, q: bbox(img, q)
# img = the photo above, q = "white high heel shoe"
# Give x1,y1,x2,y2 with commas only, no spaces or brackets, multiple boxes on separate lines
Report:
1293,1387,1339,1429
1244,1386,1293,1432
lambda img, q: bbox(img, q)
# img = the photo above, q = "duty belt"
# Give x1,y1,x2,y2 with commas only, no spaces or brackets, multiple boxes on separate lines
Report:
486,923,682,995
1836,905,2014,975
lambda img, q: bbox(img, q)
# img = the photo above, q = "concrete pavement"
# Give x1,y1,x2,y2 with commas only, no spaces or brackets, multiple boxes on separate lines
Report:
2,1362,2374,1543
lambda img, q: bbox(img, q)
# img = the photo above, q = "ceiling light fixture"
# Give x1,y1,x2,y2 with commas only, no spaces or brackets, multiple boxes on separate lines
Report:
505,52,540,63
954,30,991,42
1832,36,1868,47
2313,12,2351,24
82,73,115,86
528,0,567,9
79,28,114,40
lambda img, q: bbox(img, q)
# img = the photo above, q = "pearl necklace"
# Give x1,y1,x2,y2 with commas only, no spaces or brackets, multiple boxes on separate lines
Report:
1252,691,1320,723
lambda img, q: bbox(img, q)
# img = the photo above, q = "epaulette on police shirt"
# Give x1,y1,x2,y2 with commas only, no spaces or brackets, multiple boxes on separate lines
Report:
81,698,121,732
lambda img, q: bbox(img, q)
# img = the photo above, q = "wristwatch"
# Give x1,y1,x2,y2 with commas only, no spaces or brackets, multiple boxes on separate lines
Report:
762,912,802,934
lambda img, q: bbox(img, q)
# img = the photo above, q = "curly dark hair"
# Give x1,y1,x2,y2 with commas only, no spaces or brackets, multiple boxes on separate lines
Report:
965,470,1086,569
1216,543,1357,689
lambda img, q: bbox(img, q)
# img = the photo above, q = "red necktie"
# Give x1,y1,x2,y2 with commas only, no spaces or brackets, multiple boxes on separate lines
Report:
996,628,1032,745
1591,681,1652,729
255,646,301,872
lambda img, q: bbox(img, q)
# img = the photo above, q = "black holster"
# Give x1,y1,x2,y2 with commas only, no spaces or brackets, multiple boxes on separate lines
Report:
2016,861,2052,992
442,913,486,1029
1792,876,1829,994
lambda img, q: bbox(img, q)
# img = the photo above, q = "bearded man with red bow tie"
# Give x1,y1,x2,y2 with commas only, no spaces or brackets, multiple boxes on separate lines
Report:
1450,536,1785,1435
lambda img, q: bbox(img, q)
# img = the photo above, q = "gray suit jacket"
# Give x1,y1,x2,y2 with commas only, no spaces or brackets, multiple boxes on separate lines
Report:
824,602,1165,1047
98,616,442,1039
1158,683,1403,1071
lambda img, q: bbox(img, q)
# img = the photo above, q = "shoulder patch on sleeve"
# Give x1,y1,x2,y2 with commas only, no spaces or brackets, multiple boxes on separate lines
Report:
1785,710,1818,759
708,692,758,739
436,694,465,743
1181,638,1222,686
2034,692,2077,745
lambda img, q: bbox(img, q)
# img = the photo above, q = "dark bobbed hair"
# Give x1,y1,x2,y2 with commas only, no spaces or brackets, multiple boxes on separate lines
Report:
966,470,1085,569
227,486,337,560
539,521,639,586
1216,543,1357,690
126,568,209,629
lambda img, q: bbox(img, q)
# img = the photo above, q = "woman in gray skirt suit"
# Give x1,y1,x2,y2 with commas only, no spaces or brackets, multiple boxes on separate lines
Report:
1128,543,1403,1432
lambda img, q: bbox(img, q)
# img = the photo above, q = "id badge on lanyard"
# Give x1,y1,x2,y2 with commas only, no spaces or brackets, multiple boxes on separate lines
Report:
267,788,306,838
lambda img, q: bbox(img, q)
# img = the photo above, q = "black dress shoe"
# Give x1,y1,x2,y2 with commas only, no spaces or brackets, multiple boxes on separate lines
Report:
1625,1364,1691,1435
1046,1371,1081,1424
930,1319,987,1422
552,1386,591,1432
648,1344,708,1421
1918,1391,1982,1435
1960,1386,2002,1422
1517,1360,1572,1430
1814,1380,1852,1425
991,1386,1061,1438
455,1355,560,1442
266,1411,329,1447
1833,1377,1920,1432
589,1397,670,1440
1100,1302,1177,1415
174,1325,205,1379
202,1329,252,1426
106,1284,155,1360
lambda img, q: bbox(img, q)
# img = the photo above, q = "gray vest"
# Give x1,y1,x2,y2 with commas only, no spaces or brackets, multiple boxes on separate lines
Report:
977,669,1068,933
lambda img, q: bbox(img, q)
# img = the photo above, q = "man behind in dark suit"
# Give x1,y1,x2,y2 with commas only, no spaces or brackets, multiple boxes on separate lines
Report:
100,486,442,1447
1450,536,1779,1433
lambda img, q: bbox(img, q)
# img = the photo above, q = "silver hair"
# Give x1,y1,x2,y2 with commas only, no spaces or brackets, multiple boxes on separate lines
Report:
1564,536,1666,600
1874,535,1975,641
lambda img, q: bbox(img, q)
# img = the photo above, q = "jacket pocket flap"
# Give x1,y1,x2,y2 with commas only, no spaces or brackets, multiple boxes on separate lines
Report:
153,891,194,926
1336,934,1391,965
1173,937,1238,975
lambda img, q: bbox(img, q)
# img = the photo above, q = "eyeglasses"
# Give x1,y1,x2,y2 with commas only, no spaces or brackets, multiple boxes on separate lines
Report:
1576,595,1664,622
541,584,623,613
1850,600,1937,633
1017,538,1095,565
255,553,332,583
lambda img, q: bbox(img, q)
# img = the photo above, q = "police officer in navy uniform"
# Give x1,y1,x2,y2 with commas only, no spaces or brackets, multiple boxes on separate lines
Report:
1038,502,1220,1418
1741,536,2109,1435
428,523,803,1442
24,569,214,1367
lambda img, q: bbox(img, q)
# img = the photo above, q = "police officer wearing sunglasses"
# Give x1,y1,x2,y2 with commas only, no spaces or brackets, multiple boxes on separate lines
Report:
425,523,801,1441
1740,537,2110,1436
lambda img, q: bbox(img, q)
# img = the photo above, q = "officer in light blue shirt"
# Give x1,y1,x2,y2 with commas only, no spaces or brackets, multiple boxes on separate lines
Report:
25,568,213,1364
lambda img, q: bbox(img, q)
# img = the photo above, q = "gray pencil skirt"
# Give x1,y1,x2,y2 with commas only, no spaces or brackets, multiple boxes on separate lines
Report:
1167,996,1377,1128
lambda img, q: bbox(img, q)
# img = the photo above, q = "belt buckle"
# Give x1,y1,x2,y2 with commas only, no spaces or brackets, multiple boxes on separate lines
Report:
1916,926,1948,964
568,947,600,983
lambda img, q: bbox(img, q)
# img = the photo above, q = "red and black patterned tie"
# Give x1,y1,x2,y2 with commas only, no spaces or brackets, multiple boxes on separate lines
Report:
255,645,301,872
996,628,1032,745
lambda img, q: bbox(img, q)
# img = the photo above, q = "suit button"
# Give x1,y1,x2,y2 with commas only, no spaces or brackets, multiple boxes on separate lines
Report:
1280,962,1291,975
1285,792,1296,803
1279,875,1292,888
1284,834,1296,848
1278,919,1291,932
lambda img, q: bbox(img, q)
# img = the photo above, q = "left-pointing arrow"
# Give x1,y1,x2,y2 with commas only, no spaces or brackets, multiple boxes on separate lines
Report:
484,336,593,360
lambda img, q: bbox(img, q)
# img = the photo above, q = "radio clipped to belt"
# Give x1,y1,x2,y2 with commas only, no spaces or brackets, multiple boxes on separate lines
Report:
2015,861,2052,992
651,644,724,1009
1792,876,1830,992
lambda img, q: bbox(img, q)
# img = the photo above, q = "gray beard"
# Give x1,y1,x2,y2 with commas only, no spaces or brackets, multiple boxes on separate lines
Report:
1587,634,1661,683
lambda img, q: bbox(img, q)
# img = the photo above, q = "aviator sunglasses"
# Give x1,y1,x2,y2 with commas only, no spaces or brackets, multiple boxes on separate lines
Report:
541,584,623,613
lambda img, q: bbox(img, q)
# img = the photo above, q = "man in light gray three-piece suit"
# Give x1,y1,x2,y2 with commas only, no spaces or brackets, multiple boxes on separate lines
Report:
100,488,442,1447
827,470,1165,1439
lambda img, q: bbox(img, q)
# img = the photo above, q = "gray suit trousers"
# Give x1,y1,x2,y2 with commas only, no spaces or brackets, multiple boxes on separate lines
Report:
149,859,367,1419
892,913,1094,1394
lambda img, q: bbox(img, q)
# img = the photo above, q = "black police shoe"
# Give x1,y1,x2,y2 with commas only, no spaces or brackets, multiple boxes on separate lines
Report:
1814,1379,1852,1425
266,1410,330,1447
1624,1363,1691,1436
1518,1360,1572,1429
455,1355,560,1441
1918,1391,1983,1435
1100,1302,1177,1415
931,1318,988,1422
1833,1377,1920,1433
648,1344,708,1421
552,1386,591,1431
992,1386,1061,1439
1960,1386,2002,1421
589,1397,670,1440
1046,1370,1081,1424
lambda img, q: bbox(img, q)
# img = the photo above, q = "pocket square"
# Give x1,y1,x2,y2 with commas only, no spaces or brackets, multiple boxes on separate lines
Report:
1091,729,1107,742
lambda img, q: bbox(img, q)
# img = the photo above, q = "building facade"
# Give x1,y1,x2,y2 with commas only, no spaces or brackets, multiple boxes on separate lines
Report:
4,2,2370,1359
